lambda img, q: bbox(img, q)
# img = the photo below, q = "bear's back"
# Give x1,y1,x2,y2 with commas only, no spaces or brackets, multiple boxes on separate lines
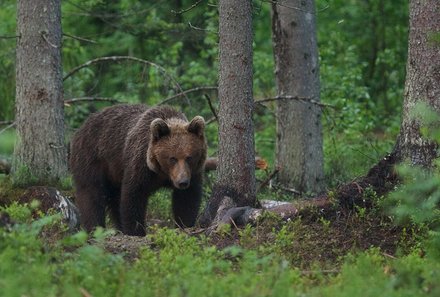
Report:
70,104,186,187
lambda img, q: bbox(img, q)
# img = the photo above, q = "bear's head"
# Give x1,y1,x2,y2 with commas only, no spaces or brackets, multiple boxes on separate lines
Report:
147,116,207,189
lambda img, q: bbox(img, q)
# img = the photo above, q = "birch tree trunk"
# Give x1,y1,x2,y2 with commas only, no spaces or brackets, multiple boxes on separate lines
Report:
199,0,256,226
393,0,440,166
13,0,67,185
271,0,324,194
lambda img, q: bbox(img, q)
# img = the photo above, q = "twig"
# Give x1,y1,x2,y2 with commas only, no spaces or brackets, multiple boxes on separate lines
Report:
63,56,188,103
0,121,14,126
275,184,302,195
64,97,122,105
188,22,218,34
0,35,20,39
257,167,280,193
40,31,58,48
0,122,15,135
264,0,329,14
159,86,217,105
300,269,339,275
382,252,397,259
171,0,205,14
63,33,97,44
204,94,218,122
255,95,335,109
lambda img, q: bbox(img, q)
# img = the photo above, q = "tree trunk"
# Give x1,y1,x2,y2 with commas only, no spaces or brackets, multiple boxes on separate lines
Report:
13,0,67,185
271,0,324,194
393,0,440,166
199,0,256,226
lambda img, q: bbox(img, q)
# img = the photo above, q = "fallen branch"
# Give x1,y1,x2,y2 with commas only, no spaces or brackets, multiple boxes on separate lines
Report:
200,153,398,229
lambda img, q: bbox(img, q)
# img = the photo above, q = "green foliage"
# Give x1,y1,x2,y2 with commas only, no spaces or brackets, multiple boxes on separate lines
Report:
0,200,438,297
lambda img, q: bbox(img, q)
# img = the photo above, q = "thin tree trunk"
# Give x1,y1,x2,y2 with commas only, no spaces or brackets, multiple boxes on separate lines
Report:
13,0,67,185
393,0,440,166
199,0,255,226
271,0,324,194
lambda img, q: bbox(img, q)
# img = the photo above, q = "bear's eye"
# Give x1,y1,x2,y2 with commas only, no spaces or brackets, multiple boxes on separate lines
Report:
185,156,193,163
169,157,177,164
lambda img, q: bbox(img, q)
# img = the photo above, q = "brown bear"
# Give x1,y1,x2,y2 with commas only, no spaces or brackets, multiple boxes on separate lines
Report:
69,104,207,236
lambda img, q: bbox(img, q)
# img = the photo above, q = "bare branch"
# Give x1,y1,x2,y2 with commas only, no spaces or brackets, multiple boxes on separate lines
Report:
264,0,329,14
0,35,20,39
63,56,188,103
63,33,97,44
204,94,218,122
40,31,58,48
159,86,218,105
257,166,280,193
171,0,205,14
255,95,335,109
0,121,14,126
188,22,218,34
0,121,15,135
64,97,122,105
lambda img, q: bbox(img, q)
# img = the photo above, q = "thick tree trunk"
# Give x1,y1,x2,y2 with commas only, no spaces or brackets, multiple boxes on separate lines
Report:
393,0,440,166
199,0,256,226
13,0,67,185
271,0,324,194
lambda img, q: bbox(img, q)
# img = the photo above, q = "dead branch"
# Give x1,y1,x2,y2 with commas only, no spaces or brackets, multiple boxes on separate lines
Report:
0,35,20,39
255,95,335,109
263,0,329,14
63,33,97,44
64,97,122,105
159,86,218,105
171,0,205,14
0,121,15,135
257,167,280,193
188,22,218,34
204,94,218,122
63,56,188,103
0,121,14,126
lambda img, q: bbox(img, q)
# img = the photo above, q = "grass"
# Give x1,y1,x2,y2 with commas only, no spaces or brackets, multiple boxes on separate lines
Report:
0,129,15,156
0,198,438,297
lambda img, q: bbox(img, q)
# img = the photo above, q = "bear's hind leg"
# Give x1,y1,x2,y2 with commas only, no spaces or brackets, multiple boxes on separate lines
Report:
106,190,122,231
75,185,107,233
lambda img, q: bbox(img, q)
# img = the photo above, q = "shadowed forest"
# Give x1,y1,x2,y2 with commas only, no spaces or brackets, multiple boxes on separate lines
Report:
1,0,440,296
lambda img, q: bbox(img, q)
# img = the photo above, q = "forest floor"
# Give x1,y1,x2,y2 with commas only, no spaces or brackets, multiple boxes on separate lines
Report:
0,152,418,271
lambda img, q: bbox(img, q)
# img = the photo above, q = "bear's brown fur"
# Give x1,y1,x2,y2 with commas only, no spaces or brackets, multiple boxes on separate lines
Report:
69,104,207,236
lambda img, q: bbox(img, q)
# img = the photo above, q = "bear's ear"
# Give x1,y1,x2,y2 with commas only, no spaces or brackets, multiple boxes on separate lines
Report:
150,118,170,141
188,116,205,137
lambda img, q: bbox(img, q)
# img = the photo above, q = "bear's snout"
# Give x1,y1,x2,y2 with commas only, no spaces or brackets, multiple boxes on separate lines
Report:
177,178,190,189
171,160,192,190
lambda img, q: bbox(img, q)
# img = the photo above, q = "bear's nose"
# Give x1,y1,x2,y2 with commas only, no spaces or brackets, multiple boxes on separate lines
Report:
178,179,190,189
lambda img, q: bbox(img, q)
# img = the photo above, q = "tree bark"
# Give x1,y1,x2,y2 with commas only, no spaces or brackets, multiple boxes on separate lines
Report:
199,0,256,226
393,0,440,166
13,0,67,185
271,0,324,194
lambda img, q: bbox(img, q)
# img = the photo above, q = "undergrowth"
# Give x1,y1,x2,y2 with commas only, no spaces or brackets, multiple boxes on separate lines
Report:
0,185,439,297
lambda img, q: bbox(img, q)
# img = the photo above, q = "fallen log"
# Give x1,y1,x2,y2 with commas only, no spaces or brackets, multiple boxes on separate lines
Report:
200,153,398,230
